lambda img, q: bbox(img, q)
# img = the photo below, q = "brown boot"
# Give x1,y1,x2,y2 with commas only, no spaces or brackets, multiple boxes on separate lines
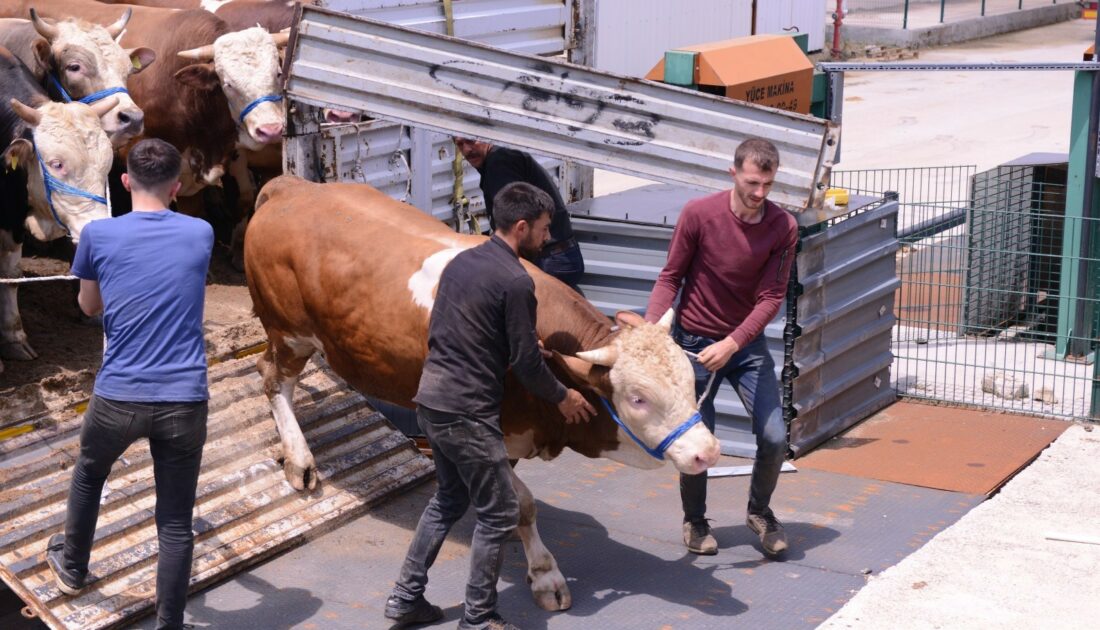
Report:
746,511,788,556
682,520,718,555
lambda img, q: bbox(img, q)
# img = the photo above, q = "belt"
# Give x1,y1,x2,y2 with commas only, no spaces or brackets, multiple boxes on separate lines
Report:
540,237,578,258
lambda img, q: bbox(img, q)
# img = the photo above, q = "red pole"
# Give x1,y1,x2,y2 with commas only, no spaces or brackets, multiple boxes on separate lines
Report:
832,0,844,59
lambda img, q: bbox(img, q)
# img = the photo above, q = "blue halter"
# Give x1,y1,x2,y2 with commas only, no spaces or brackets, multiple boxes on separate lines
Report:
599,397,703,461
48,74,129,105
238,94,282,124
35,150,108,236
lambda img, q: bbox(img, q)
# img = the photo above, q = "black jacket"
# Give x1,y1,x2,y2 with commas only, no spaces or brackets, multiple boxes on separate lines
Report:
478,147,575,248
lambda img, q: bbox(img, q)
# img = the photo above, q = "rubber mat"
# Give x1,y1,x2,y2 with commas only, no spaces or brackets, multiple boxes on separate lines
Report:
797,401,1069,495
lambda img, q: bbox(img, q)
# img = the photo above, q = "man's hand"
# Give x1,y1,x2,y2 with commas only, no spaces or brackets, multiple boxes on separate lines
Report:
537,339,553,359
696,338,739,372
558,389,595,424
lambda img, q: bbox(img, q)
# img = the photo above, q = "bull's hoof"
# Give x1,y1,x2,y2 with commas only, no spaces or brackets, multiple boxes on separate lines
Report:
527,568,571,611
283,459,319,491
1,340,38,361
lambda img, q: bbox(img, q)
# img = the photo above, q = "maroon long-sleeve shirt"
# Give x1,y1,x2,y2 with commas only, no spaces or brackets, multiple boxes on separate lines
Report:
644,190,798,349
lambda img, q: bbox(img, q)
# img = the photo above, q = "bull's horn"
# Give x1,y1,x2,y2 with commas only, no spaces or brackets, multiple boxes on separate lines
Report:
576,344,618,367
88,96,120,118
10,98,41,126
104,8,132,39
271,31,290,48
657,308,675,332
177,44,216,61
29,9,59,41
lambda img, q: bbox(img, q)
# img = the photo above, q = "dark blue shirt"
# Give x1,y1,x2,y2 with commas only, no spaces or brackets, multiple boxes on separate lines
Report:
71,210,213,402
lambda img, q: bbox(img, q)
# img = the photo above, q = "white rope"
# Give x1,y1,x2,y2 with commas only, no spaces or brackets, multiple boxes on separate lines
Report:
683,349,719,407
0,274,78,284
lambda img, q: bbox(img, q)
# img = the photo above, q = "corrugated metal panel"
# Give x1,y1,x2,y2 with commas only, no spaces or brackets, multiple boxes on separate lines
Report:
787,200,900,454
755,0,827,53
317,0,571,55
593,0,753,77
0,353,433,630
284,5,839,214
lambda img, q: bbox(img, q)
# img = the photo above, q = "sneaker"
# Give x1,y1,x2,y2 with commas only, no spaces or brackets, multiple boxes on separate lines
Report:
682,519,718,555
746,511,788,555
383,594,443,628
457,612,520,629
45,534,85,596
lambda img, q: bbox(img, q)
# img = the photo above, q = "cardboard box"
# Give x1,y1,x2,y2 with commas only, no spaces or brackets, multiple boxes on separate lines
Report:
645,35,813,114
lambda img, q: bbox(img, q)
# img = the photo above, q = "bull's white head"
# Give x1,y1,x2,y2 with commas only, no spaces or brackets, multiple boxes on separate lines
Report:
29,9,155,148
176,27,288,151
563,309,722,475
4,98,117,243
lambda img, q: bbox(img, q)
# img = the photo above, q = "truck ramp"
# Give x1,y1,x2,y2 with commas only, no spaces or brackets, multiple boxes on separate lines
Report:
0,351,433,629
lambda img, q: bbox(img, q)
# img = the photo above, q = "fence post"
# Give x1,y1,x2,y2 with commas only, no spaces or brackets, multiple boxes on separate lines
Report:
903,0,910,29
982,0,986,17
940,0,946,23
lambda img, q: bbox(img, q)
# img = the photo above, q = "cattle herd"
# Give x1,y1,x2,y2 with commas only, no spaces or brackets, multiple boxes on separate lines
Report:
0,0,300,376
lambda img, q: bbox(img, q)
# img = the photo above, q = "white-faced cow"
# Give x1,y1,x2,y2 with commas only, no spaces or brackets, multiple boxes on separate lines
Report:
0,11,154,148
1,46,117,373
244,176,722,610
0,1,287,197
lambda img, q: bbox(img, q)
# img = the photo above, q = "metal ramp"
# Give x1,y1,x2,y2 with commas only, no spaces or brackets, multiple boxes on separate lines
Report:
0,352,433,629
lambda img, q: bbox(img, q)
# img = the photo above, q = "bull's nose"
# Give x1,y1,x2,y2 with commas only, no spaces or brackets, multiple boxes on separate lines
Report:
255,122,284,144
118,108,144,133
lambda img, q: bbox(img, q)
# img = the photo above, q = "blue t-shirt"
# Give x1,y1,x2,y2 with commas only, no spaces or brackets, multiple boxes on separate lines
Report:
71,210,214,402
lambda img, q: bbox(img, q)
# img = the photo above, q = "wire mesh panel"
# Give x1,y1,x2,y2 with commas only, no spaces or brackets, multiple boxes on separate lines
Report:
833,163,1098,419
840,0,1070,30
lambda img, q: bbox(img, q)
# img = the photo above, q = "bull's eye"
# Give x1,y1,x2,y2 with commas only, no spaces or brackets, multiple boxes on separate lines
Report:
48,160,63,171
629,395,647,407
66,64,81,73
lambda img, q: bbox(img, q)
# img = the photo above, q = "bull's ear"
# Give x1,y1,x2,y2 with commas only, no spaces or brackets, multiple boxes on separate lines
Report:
30,39,51,80
614,310,646,330
173,63,219,91
575,344,618,367
128,47,156,74
556,353,612,397
3,139,34,172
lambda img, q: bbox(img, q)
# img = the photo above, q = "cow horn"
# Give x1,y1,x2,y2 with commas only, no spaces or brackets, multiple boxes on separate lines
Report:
29,9,59,41
575,344,618,367
104,8,132,38
271,31,291,49
88,96,120,119
10,98,42,126
177,44,216,61
657,308,675,332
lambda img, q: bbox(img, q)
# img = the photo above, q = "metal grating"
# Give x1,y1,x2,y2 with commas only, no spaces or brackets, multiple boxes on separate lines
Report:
0,353,433,629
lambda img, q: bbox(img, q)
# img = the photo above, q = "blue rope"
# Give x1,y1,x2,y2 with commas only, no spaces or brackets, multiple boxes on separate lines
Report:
35,151,108,236
599,397,703,461
238,94,282,124
47,74,129,105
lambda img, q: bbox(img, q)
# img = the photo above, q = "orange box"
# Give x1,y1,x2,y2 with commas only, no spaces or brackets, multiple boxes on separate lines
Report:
645,35,813,114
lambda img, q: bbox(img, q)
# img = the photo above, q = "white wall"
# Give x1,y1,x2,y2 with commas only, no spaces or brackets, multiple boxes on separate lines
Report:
594,0,826,79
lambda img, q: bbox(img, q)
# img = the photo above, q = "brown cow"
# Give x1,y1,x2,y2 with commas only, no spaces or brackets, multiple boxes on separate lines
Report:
244,175,722,610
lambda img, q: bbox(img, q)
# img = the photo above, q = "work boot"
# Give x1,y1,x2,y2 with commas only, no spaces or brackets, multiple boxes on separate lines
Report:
45,534,85,596
682,519,718,555
746,511,789,556
383,594,443,629
457,612,521,629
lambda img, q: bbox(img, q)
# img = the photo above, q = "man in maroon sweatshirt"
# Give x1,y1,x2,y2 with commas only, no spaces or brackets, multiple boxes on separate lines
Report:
644,138,796,557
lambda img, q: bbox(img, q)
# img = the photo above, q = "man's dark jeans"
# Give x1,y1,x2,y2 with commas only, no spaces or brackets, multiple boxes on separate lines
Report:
673,325,787,521
62,395,207,630
393,406,519,625
537,244,584,294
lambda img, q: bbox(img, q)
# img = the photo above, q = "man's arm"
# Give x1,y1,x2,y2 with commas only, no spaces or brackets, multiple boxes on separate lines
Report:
78,279,103,317
505,276,594,422
644,205,698,323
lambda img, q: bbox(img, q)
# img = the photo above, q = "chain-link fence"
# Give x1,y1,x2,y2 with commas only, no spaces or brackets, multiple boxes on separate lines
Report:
841,0,1070,30
833,163,1099,419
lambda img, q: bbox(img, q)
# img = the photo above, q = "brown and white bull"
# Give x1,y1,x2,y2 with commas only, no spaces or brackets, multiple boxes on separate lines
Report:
0,10,154,147
1,46,117,373
244,176,722,609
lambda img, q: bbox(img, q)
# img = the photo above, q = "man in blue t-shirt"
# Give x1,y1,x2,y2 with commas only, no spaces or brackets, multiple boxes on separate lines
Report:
45,139,213,630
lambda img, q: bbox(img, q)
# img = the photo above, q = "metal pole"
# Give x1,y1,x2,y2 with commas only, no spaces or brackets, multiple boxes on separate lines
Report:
940,0,946,24
832,0,844,59
981,0,986,17
1074,16,1100,360
903,0,910,29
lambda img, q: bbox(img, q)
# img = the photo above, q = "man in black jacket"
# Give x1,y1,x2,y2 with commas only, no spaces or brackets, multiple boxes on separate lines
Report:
384,182,595,630
455,138,585,293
